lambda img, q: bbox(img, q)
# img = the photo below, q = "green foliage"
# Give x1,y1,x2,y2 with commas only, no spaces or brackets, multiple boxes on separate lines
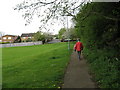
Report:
14,36,21,43
74,2,120,88
68,28,78,40
0,42,10,44
26,38,32,42
43,32,53,42
2,42,74,88
58,28,77,40
58,28,66,39
33,31,45,41
75,2,120,49
83,48,119,88
54,34,59,39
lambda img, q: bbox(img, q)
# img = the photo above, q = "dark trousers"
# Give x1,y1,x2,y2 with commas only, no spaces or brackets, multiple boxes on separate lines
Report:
77,51,81,60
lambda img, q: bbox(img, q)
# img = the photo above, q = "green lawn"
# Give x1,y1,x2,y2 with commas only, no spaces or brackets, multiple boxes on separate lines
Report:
0,48,2,87
2,42,74,88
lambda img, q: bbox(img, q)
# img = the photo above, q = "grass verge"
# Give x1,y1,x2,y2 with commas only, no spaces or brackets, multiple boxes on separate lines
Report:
2,42,74,88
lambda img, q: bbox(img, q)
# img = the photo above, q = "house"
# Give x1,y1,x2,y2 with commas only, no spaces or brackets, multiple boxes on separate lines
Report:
21,33,35,42
1,35,19,43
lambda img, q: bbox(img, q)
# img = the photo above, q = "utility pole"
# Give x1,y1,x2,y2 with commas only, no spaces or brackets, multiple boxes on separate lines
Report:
67,16,70,50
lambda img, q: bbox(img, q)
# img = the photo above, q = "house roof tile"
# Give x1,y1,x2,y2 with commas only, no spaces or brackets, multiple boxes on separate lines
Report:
21,33,35,37
2,35,17,37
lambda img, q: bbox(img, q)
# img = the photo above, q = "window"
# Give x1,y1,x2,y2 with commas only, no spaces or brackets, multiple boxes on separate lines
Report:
3,37,6,40
8,37,12,39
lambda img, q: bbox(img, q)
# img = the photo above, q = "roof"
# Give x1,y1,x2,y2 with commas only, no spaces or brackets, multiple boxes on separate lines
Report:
2,35,17,37
21,33,35,37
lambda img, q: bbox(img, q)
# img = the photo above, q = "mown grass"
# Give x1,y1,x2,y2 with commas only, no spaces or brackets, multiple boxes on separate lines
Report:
2,42,74,88
0,47,2,86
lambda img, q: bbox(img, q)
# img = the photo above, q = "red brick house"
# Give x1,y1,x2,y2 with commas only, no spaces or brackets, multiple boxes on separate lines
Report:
1,35,18,43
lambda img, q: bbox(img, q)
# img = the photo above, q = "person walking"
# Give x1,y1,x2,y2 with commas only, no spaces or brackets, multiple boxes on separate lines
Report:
74,39,84,60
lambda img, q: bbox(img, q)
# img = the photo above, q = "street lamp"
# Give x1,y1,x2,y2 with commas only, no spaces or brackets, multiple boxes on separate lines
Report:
67,16,70,50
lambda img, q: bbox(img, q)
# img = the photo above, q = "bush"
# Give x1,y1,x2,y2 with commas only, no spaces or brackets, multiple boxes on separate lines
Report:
83,48,119,88
0,42,10,44
26,38,33,42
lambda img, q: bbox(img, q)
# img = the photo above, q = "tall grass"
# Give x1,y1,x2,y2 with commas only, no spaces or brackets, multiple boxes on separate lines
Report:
2,42,74,88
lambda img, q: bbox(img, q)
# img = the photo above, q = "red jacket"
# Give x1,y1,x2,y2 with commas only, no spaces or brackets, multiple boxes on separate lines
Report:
74,42,83,51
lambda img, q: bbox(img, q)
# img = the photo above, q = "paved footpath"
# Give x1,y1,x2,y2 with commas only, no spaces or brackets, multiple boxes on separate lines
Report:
62,51,97,88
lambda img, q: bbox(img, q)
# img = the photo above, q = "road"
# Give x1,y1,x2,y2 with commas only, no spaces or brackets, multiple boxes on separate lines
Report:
47,39,61,44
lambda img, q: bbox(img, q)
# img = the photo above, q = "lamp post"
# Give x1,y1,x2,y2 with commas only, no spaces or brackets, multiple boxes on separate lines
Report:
67,16,70,50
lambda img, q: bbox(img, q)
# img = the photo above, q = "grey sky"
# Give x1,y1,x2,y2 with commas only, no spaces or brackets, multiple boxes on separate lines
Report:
0,0,68,36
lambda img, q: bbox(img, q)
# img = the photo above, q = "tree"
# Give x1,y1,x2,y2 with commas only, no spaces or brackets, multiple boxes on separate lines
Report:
54,34,59,39
14,0,88,30
58,28,66,39
14,36,21,43
74,2,120,88
43,32,53,42
68,28,77,40
33,31,45,41
58,27,77,40
74,2,120,49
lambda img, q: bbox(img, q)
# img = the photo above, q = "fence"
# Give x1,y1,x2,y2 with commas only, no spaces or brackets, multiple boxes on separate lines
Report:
0,41,42,48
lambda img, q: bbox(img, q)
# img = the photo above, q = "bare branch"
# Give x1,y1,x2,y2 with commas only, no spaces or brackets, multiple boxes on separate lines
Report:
14,0,87,30
14,0,57,10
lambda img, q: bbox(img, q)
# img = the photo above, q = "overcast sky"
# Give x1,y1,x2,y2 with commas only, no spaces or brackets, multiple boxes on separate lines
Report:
0,0,73,36
0,0,119,36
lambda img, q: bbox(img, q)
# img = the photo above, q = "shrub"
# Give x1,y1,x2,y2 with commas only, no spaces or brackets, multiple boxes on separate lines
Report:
0,42,10,44
83,48,119,88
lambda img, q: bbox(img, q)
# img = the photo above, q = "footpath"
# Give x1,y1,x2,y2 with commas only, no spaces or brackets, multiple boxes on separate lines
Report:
62,51,97,88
